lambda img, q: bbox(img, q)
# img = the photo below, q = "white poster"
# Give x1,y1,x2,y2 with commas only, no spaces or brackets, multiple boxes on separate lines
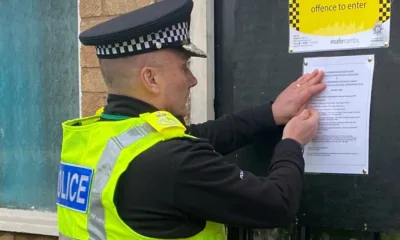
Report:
303,55,374,174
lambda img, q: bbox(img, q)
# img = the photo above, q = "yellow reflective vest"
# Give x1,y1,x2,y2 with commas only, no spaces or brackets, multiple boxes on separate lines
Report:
57,110,226,240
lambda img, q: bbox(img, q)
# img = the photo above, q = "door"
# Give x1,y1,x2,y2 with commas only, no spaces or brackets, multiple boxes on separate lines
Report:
214,0,400,239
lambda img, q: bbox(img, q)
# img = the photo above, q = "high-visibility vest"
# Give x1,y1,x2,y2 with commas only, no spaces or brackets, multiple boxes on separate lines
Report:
57,110,226,240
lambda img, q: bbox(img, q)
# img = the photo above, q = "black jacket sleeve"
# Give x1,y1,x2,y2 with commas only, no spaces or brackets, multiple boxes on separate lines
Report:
186,103,282,155
172,137,304,229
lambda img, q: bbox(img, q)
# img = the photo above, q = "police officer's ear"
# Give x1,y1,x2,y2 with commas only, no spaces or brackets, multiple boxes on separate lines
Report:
140,66,161,94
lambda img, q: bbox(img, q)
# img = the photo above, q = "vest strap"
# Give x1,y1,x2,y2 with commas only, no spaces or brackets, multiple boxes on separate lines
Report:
59,233,73,240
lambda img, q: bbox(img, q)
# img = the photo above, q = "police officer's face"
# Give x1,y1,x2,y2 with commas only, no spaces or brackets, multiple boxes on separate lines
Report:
157,50,198,116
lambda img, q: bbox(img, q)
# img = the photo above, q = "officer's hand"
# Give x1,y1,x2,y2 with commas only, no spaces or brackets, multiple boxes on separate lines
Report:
282,108,319,145
271,69,326,125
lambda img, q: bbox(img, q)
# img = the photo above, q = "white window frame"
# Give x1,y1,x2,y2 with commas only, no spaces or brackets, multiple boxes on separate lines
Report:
0,0,214,237
189,0,216,123
0,208,58,236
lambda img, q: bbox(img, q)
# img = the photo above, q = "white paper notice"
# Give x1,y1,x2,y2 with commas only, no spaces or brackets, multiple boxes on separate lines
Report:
302,55,374,175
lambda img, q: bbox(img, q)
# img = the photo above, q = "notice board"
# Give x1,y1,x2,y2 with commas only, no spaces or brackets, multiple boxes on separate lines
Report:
215,0,400,232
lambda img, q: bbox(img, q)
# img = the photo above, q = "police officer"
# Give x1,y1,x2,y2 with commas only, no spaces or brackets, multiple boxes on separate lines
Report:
56,0,326,239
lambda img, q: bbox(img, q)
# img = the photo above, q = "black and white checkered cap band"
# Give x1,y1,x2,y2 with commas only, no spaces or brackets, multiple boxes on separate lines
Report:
95,22,189,56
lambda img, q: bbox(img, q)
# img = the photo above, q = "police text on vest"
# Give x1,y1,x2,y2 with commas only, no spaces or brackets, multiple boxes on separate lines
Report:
57,162,94,213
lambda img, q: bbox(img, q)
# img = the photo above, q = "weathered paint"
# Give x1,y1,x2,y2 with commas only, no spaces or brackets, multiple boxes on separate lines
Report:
0,0,79,211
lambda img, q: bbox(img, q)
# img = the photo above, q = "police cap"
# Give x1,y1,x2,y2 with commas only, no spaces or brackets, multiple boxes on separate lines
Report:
79,0,206,59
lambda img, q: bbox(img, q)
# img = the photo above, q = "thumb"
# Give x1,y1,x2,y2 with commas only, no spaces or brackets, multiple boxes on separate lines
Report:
308,108,320,121
298,109,310,120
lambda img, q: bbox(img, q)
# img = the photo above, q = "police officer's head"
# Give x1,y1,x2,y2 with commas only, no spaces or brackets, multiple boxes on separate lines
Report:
79,0,206,117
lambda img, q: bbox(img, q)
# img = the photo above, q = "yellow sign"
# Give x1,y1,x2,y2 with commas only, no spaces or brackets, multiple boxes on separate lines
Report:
289,0,391,53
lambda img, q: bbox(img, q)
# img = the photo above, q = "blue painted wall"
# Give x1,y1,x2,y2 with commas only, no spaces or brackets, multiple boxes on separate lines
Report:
0,0,79,212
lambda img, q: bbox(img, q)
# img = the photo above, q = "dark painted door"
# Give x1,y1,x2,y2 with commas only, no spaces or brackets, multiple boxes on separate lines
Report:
214,0,400,238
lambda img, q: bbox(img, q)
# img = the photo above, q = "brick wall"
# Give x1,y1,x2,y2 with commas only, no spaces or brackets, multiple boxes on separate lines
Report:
80,0,157,117
0,232,55,240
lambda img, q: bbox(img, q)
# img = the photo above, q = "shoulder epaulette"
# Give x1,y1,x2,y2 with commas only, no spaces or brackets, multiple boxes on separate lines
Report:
140,111,187,139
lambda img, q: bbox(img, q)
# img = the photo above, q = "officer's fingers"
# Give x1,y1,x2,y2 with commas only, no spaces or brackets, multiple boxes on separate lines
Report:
295,77,326,105
313,82,327,95
293,70,316,87
298,109,310,120
297,104,308,116
304,70,324,87
297,85,316,104
308,108,320,121
298,69,319,85
303,82,327,99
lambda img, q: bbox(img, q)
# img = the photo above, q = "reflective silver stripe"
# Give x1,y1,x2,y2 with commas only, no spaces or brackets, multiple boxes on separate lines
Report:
59,233,73,239
87,123,155,239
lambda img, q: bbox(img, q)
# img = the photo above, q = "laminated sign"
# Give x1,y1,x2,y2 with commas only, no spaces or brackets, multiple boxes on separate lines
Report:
288,0,391,53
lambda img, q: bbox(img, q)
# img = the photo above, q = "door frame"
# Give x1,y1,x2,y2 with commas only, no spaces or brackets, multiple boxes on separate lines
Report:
189,0,216,123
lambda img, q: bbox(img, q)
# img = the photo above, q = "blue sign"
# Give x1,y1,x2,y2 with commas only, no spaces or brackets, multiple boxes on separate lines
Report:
57,162,94,213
